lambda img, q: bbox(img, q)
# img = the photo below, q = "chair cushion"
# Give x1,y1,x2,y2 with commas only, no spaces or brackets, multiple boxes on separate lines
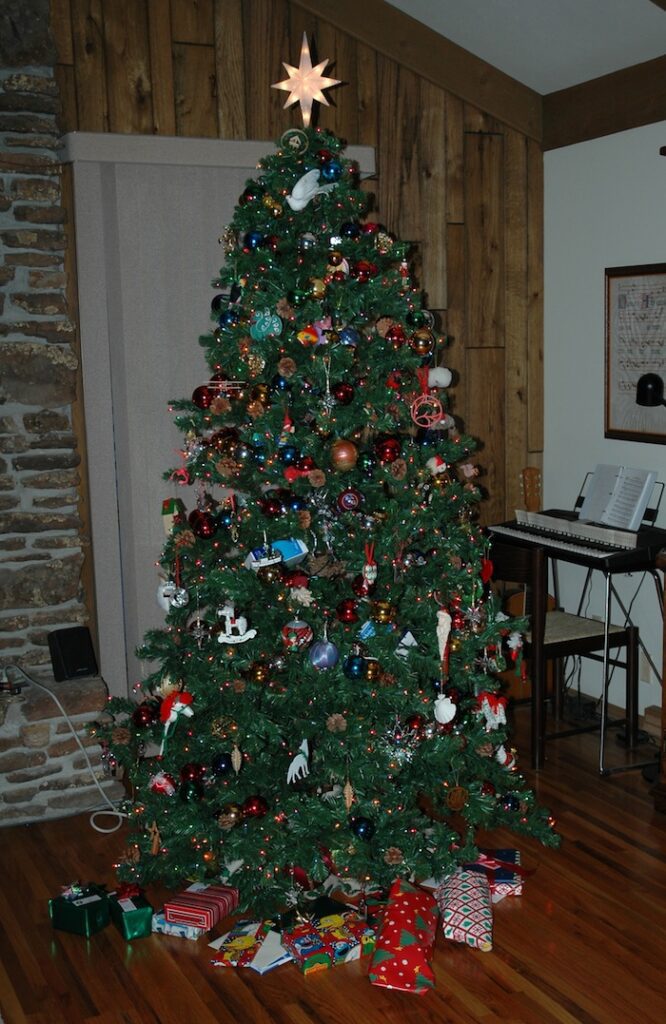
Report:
527,610,627,645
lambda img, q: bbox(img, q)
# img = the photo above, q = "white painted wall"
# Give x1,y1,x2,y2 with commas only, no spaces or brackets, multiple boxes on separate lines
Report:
544,120,666,713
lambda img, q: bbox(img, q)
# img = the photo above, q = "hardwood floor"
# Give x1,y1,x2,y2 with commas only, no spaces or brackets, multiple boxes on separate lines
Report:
1,703,665,1024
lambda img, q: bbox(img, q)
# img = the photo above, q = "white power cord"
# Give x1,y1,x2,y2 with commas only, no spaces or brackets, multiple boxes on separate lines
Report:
5,665,128,833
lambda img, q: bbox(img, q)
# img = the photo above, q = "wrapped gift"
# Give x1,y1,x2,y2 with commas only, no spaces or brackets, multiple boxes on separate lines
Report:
49,883,109,937
152,911,205,940
281,912,375,975
163,882,238,931
109,884,153,940
464,849,525,903
210,920,266,968
436,869,493,952
368,879,439,995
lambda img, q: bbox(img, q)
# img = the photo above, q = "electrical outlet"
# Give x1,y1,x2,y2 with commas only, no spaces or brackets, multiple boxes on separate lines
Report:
640,650,652,684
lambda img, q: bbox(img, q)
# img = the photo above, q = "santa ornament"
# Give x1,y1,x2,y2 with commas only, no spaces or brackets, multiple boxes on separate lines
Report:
159,691,194,755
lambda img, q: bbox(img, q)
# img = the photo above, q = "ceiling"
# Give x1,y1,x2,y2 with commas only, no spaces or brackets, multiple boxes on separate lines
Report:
386,0,666,94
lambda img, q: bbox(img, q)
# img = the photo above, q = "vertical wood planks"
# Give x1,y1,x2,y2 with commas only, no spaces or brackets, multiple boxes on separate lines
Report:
526,136,544,458
173,42,217,136
213,0,247,139
170,0,214,44
70,0,109,131
464,130,504,349
419,79,447,310
103,0,154,134
148,0,177,136
504,127,528,518
242,0,291,140
465,347,505,526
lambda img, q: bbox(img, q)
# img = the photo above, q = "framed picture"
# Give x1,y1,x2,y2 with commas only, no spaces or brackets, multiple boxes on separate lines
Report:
605,263,666,443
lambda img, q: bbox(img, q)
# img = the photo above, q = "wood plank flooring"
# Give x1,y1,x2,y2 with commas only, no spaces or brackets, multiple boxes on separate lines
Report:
1,703,665,1024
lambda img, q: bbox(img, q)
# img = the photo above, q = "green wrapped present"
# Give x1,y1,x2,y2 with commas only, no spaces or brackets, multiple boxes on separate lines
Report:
49,883,110,937
109,884,154,940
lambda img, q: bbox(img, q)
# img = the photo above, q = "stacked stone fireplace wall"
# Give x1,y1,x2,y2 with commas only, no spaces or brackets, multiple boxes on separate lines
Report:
0,1,119,823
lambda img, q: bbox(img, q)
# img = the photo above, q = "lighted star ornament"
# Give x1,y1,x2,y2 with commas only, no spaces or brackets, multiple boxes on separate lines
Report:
272,33,340,128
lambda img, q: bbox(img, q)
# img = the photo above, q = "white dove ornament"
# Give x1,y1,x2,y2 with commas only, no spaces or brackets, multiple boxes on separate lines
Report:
286,168,334,212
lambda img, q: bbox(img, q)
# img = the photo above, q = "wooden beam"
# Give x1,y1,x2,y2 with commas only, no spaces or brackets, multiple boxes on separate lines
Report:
290,0,543,142
543,55,666,150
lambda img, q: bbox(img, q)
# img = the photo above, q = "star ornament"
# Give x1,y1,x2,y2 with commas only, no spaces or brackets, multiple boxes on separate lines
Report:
272,33,340,128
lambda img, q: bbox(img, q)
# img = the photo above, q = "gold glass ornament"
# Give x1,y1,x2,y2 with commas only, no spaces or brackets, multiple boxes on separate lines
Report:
217,804,241,830
310,278,326,298
365,658,381,681
372,600,395,625
249,662,270,683
410,328,435,356
446,785,469,811
250,382,270,406
330,438,358,470
257,564,282,585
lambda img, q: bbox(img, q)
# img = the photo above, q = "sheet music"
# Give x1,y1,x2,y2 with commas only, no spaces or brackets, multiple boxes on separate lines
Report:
578,464,656,532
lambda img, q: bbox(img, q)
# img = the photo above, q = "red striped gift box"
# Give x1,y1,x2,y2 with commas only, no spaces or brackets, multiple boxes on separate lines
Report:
163,884,238,931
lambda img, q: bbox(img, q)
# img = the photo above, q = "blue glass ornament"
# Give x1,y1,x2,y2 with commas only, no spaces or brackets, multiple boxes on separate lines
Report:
211,751,233,776
279,444,298,465
343,654,366,679
217,508,235,529
218,309,239,328
271,374,291,392
501,794,520,812
341,221,361,239
210,294,226,314
287,495,307,512
339,327,360,347
244,230,265,250
309,639,339,671
349,815,374,841
321,158,342,182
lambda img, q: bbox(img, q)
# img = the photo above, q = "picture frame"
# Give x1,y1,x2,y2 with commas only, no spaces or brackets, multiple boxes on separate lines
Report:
605,263,666,443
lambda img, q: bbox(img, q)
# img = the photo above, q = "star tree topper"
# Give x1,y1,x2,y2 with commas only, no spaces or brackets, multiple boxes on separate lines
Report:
272,33,340,127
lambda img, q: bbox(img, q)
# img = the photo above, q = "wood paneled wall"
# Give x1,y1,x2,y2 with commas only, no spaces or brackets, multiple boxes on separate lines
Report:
50,0,543,527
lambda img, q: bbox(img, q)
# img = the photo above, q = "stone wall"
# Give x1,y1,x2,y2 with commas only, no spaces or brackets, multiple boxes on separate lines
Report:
0,674,124,825
0,0,90,675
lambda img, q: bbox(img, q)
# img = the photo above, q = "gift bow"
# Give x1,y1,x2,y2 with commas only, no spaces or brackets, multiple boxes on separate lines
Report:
471,853,534,881
117,882,142,901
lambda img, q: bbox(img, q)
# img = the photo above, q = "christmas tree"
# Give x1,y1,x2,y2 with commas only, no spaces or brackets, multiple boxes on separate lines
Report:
100,43,558,918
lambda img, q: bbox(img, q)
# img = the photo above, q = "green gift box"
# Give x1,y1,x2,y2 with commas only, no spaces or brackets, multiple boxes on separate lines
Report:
109,886,154,940
49,884,110,937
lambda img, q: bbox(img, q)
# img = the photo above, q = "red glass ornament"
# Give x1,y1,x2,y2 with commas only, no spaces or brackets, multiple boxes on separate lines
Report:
132,703,156,728
481,781,496,796
405,713,426,738
375,435,401,463
337,487,363,512
188,509,218,539
332,381,354,405
192,385,213,409
385,325,406,349
242,794,268,818
328,250,344,267
260,495,283,517
351,573,375,597
362,221,380,234
336,598,359,623
180,762,204,782
451,612,465,630
296,455,315,472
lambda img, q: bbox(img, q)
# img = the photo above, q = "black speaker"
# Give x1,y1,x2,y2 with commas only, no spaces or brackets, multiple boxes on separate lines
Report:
48,626,99,682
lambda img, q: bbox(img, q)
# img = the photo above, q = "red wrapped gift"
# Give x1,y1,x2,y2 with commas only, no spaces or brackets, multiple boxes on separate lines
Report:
368,879,439,995
163,883,238,931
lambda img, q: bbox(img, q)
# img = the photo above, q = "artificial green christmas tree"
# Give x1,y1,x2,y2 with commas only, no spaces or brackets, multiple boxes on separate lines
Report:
100,55,558,918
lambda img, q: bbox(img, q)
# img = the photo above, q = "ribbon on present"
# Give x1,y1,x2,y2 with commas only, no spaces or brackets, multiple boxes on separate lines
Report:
468,852,534,883
117,882,142,901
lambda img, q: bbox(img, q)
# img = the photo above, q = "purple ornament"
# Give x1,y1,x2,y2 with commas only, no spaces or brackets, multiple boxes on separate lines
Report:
309,639,340,671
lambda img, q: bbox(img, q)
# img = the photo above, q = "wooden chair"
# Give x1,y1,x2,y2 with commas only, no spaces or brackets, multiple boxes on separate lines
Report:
490,537,639,772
